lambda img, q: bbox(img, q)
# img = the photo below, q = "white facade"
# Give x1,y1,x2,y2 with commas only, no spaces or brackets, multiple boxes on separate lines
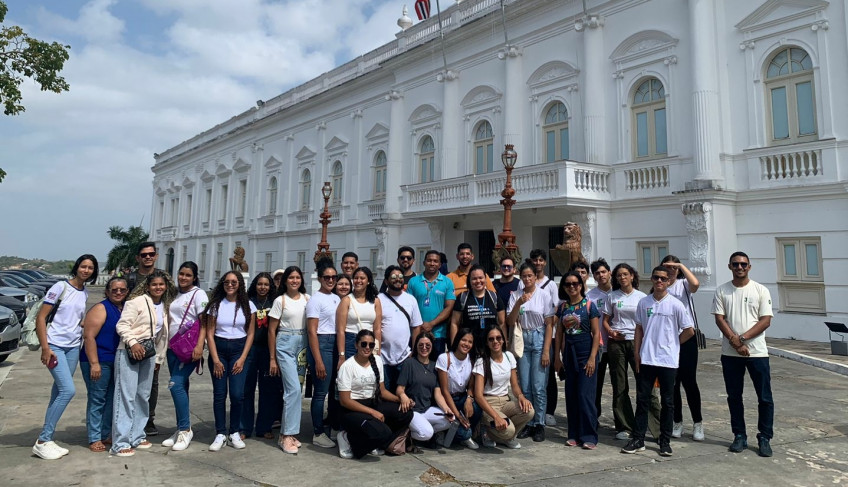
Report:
150,0,848,342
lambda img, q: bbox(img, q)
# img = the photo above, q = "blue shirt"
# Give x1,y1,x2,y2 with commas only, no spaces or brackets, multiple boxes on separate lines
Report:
407,273,456,338
556,297,601,338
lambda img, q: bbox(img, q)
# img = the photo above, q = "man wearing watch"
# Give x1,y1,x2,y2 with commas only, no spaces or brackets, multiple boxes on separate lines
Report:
712,251,774,458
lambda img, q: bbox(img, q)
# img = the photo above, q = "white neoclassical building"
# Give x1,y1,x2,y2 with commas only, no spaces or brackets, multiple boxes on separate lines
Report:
150,0,848,342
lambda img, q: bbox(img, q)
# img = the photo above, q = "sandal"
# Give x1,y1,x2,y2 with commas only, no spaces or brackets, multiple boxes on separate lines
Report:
89,441,107,452
565,439,578,447
115,448,135,457
263,432,275,440
102,438,113,446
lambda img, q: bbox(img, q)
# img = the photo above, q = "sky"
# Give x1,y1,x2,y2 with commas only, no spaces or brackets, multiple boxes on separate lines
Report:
0,0,406,261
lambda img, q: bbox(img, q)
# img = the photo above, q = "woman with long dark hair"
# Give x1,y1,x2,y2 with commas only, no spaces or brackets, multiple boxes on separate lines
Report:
111,270,173,457
336,267,382,361
268,266,310,454
336,329,412,459
80,276,127,453
449,264,505,354
334,274,352,299
306,262,341,448
32,254,98,460
436,328,482,449
397,332,454,446
203,271,256,451
241,272,280,440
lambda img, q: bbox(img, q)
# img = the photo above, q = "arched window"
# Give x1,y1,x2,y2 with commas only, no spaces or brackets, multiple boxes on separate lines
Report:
543,102,569,162
632,77,667,159
474,121,494,174
765,47,816,144
300,169,311,210
331,161,343,205
268,177,278,214
373,151,387,198
419,136,435,183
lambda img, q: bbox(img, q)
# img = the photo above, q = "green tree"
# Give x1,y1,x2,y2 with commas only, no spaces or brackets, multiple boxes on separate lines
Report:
1,1,71,182
106,225,149,272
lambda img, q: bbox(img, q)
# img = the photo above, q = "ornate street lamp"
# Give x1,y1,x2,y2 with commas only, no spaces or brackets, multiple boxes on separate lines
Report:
492,144,522,268
314,182,333,264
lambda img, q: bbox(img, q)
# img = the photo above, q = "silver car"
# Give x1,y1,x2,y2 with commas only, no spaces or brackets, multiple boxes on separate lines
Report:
0,305,21,364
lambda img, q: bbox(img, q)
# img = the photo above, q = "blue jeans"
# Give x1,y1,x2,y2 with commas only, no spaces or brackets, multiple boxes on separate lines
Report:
111,349,156,452
81,360,115,443
210,336,249,435
241,343,283,436
276,329,306,435
517,328,549,427
306,333,339,435
721,355,774,440
38,345,80,442
451,392,482,442
166,349,197,431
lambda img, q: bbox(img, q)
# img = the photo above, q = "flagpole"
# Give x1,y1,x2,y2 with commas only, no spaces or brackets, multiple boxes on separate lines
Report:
500,0,510,46
434,0,449,74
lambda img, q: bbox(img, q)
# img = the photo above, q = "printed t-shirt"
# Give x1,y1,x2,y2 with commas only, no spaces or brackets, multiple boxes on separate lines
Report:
168,287,209,340
472,351,516,396
209,299,257,339
603,289,647,340
636,294,694,368
44,280,88,348
508,288,555,331
306,291,341,335
337,354,385,400
448,268,495,296
251,296,274,347
556,297,601,336
453,290,503,342
711,280,773,358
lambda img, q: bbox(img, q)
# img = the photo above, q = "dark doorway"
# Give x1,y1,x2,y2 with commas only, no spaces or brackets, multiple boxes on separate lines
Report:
166,248,175,276
548,226,565,278
478,230,496,277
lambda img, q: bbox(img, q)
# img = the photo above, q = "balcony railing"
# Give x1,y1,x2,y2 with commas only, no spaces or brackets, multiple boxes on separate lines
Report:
366,200,385,219
742,140,837,189
760,148,822,181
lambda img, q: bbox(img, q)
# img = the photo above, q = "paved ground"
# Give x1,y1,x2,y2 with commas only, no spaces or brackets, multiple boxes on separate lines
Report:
1,294,846,486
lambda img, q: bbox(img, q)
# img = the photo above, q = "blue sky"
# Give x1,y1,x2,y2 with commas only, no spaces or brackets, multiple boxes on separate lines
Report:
0,0,405,261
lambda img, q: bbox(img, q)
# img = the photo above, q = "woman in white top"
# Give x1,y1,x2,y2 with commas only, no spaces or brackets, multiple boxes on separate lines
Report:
161,262,208,452
473,326,534,449
506,262,554,442
436,328,482,449
336,267,382,360
661,255,704,441
203,271,256,452
111,270,172,457
603,263,647,439
32,254,98,460
268,266,310,454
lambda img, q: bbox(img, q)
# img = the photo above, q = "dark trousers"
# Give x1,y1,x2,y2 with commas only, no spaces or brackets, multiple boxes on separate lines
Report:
720,355,774,440
147,366,159,426
674,337,702,423
595,350,608,418
634,364,676,444
607,339,637,433
450,392,482,442
546,342,558,415
340,399,413,458
383,362,404,395
563,334,598,444
241,344,283,436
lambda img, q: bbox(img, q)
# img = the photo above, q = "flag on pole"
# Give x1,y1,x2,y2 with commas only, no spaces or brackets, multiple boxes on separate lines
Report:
415,0,431,20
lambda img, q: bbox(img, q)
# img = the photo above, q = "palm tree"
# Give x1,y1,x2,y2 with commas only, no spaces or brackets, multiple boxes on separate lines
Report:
106,225,149,272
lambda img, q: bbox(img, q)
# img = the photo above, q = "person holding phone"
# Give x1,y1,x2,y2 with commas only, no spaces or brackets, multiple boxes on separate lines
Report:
436,328,482,449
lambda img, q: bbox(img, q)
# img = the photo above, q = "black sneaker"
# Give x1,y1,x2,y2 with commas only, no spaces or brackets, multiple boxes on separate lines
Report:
144,422,159,436
621,438,645,454
659,442,673,457
729,434,747,453
532,426,546,443
757,436,773,457
517,425,533,439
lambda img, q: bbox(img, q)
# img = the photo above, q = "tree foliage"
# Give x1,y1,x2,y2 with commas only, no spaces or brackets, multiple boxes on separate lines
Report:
106,225,149,272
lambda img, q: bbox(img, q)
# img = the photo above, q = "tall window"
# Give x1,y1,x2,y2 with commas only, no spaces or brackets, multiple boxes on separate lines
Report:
300,169,312,210
204,188,212,223
373,151,387,198
159,200,165,226
776,237,824,313
474,121,494,174
181,245,187,265
220,184,228,220
543,102,569,163
237,180,247,218
265,252,273,272
185,194,192,226
200,244,207,279
215,243,223,279
170,198,179,226
636,241,668,276
268,177,278,214
296,251,306,271
766,47,816,144
331,161,343,205
632,78,667,159
419,136,435,183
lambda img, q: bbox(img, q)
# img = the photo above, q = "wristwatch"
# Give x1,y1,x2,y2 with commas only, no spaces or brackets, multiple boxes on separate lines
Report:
739,334,747,343
338,352,345,356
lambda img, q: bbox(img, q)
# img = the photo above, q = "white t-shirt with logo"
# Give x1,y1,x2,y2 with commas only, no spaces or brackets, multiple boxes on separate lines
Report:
209,299,257,339
168,287,209,340
268,293,310,330
711,280,774,358
635,294,694,368
306,291,341,335
44,281,88,348
604,289,647,340
436,351,472,395
337,354,385,400
586,287,610,347
378,292,423,365
472,351,516,397
508,289,555,331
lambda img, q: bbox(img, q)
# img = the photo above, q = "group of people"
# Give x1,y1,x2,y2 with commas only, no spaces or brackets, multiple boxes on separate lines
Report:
31,241,776,461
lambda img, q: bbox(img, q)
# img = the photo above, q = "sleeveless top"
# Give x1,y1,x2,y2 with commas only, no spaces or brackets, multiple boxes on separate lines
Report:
80,299,122,363
344,297,377,334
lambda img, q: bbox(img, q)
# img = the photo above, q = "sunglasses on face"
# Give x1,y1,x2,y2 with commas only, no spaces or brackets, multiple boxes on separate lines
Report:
731,262,749,269
398,256,413,261
564,281,580,288
223,280,239,286
110,288,128,294
321,275,338,281
500,265,513,270
487,335,504,343
389,274,404,280
651,275,669,282
359,341,376,349
139,252,156,258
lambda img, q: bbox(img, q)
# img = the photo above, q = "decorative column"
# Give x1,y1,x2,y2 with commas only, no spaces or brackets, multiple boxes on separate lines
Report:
499,45,523,147
681,201,713,284
384,90,405,216
689,0,722,185
439,71,460,179
577,15,605,164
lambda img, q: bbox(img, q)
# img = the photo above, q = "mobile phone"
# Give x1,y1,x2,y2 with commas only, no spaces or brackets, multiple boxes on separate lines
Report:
490,417,511,427
47,356,58,369
434,412,454,417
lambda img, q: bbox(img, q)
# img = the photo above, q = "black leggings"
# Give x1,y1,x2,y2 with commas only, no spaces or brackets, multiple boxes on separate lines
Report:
341,399,413,458
673,336,702,423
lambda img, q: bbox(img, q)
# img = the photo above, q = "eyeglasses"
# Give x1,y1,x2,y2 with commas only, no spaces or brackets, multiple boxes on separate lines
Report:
731,262,749,269
398,256,413,261
487,336,504,343
651,275,669,282
500,265,513,270
359,341,376,349
110,288,128,294
389,274,404,280
564,281,580,288
321,275,338,281
139,252,157,258
223,280,239,286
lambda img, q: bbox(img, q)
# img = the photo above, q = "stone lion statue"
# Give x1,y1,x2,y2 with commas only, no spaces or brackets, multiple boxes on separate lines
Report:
555,222,585,268
229,246,249,272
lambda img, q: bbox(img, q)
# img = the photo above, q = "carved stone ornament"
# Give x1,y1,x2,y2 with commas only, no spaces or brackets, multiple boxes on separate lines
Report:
681,202,713,283
428,222,443,250
551,221,586,274
375,227,388,270
229,246,249,272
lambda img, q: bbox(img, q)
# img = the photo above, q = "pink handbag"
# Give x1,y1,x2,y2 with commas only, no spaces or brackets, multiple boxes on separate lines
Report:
169,291,201,364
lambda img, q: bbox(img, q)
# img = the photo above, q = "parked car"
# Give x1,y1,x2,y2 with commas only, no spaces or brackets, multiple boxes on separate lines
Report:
0,271,55,290
0,305,20,364
0,297,27,322
0,286,38,306
0,275,45,297
10,270,60,285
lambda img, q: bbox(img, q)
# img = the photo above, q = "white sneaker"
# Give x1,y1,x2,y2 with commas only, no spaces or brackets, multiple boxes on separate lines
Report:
229,432,246,449
693,422,705,442
337,431,354,459
503,438,521,449
209,434,227,452
462,438,479,450
370,448,384,456
672,422,683,438
52,442,69,456
615,431,631,440
313,432,336,448
32,441,63,460
545,414,557,426
162,431,179,448
481,430,495,448
172,430,194,451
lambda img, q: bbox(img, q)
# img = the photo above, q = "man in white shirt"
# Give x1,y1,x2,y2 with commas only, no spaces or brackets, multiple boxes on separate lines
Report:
378,265,423,392
621,266,694,457
712,251,774,457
